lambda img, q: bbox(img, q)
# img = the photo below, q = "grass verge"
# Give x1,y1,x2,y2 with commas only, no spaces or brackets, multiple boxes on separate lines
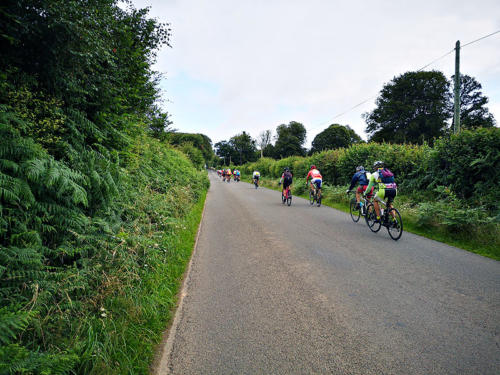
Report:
242,176,499,261
86,189,208,374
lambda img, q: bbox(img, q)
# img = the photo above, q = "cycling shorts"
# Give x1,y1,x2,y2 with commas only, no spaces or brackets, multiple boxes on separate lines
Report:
357,185,374,197
311,178,322,189
375,188,397,204
253,175,260,180
283,178,292,189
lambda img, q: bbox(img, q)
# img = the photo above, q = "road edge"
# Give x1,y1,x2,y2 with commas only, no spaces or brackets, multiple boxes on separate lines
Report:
152,188,209,375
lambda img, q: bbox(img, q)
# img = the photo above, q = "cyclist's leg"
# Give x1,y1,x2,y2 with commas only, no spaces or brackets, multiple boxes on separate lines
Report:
386,189,397,218
374,189,385,218
355,186,361,204
316,180,322,199
284,181,291,197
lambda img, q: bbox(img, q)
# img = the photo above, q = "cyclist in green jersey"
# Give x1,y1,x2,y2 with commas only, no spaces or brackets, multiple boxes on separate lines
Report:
364,161,397,223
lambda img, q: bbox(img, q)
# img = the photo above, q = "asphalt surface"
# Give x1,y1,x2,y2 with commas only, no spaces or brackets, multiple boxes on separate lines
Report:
157,172,500,375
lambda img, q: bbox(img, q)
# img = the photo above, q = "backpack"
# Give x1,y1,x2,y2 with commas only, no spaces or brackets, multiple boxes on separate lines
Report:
358,171,369,186
380,168,395,184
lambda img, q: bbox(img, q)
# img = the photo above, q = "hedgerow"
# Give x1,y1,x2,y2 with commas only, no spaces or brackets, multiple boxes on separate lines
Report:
0,108,209,373
0,0,210,373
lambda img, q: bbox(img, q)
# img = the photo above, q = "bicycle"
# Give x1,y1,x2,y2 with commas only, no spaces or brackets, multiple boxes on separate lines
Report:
281,185,292,206
308,183,322,207
365,198,403,240
253,178,259,189
348,191,371,222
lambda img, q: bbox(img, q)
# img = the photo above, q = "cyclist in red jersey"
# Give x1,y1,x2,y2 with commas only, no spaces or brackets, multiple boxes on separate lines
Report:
306,165,323,200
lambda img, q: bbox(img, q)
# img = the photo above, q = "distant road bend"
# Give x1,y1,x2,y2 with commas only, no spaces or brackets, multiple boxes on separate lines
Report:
156,172,500,375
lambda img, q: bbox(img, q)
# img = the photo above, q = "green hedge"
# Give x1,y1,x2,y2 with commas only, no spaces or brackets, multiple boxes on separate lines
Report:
236,128,500,210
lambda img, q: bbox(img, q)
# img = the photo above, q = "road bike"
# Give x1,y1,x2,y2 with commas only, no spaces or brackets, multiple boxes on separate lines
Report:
348,190,371,222
281,185,292,206
365,198,403,240
308,183,321,207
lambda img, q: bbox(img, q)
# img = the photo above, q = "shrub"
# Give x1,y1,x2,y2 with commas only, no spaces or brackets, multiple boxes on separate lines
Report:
426,128,500,205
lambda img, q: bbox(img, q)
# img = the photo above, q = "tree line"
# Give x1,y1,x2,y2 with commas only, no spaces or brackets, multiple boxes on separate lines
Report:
215,70,495,166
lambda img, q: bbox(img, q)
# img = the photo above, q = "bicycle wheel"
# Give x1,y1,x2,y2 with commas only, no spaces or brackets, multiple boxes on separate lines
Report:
386,208,403,240
309,190,314,205
365,203,381,232
350,198,361,222
287,194,292,206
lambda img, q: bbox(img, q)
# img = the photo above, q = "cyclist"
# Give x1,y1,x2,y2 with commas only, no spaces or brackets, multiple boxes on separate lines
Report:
279,167,293,198
221,169,226,181
306,165,322,200
347,166,373,209
235,169,241,181
226,168,232,181
364,161,397,223
252,170,260,186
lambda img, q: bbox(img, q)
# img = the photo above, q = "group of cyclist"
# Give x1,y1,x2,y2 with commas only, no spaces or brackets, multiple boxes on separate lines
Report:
217,168,240,182
274,161,396,224
218,161,397,224
347,160,397,224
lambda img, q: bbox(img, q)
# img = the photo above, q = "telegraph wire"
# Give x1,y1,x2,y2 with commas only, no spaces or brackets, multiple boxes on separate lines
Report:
462,30,500,48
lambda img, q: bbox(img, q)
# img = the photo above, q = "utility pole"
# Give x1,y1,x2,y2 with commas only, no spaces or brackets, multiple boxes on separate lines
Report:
454,40,461,134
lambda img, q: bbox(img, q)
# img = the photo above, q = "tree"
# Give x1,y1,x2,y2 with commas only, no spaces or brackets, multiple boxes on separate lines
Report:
311,124,362,153
168,132,214,165
274,121,307,158
0,0,171,152
214,140,237,165
230,131,257,164
452,74,496,130
147,106,174,140
364,71,451,144
257,130,272,158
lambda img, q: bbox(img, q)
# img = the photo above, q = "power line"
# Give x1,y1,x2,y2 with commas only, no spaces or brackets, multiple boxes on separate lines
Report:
416,49,454,72
306,29,500,134
462,29,500,48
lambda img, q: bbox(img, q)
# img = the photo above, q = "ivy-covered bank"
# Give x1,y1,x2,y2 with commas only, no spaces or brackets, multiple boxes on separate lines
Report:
235,128,500,260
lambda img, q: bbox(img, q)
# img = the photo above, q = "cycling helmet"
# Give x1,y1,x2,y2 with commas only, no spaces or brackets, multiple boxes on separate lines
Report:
284,167,290,172
310,165,316,170
356,166,364,172
373,160,384,169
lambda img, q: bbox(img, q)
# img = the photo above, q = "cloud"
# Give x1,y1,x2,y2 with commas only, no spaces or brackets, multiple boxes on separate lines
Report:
131,0,500,145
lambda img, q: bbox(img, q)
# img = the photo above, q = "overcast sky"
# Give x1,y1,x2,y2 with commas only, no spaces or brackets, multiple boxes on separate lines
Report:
127,0,500,147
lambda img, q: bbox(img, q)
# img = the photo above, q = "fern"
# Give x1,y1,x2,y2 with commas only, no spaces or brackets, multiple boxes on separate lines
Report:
0,307,32,345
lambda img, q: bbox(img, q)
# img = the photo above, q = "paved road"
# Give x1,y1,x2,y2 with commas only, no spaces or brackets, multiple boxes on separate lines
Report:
157,172,500,374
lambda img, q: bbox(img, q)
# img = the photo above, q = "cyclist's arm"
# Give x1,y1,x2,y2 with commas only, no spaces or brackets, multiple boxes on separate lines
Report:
365,174,376,195
348,173,359,191
305,170,312,184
